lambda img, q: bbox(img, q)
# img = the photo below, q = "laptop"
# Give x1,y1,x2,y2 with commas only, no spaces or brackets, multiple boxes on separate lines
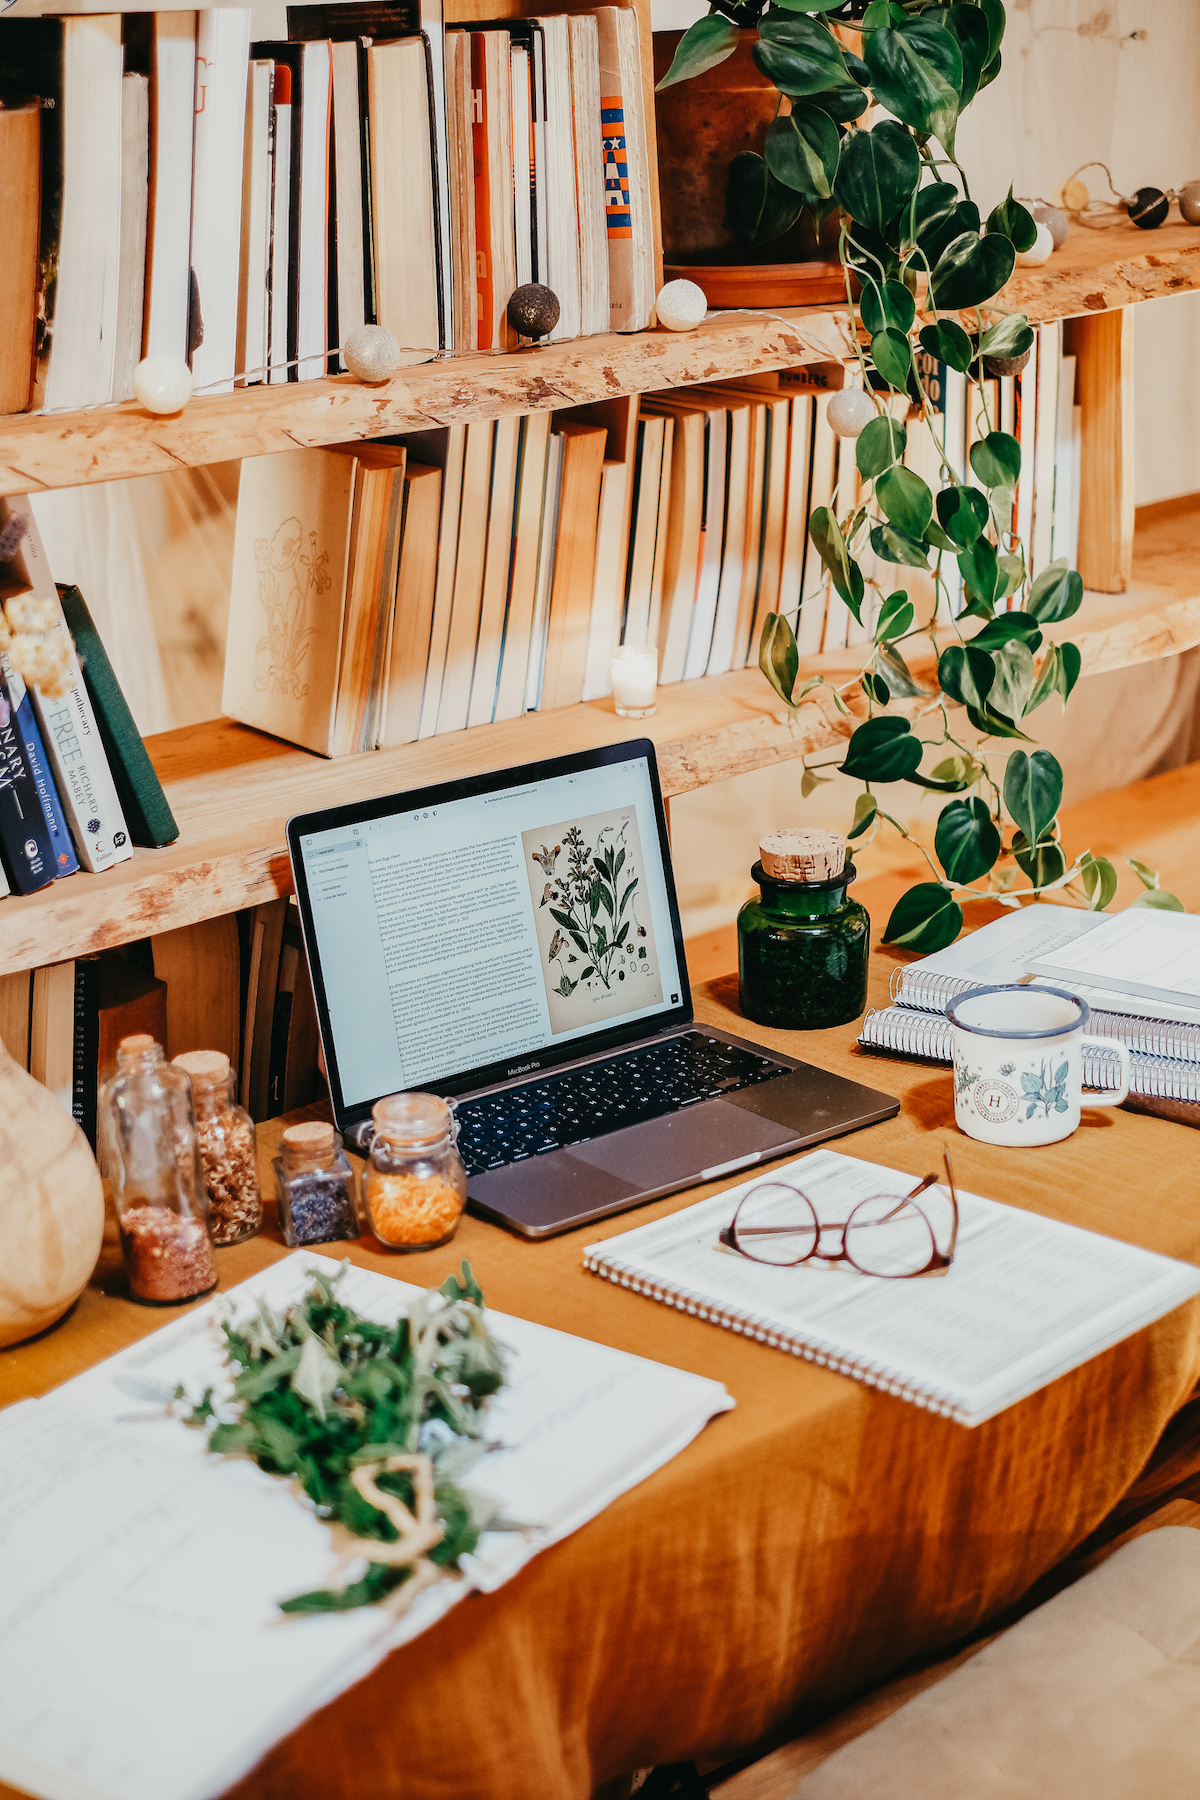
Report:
287,739,899,1239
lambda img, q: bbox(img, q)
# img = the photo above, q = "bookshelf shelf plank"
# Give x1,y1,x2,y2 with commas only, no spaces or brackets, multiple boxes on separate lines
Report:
4,495,1199,979
3,223,1199,497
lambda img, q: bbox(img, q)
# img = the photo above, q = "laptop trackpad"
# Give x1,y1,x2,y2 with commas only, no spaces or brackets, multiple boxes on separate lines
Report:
571,1101,795,1185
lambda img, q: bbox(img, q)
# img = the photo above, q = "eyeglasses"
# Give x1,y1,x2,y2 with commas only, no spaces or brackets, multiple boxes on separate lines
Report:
717,1148,959,1280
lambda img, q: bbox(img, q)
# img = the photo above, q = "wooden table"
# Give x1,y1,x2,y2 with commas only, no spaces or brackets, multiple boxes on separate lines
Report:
5,772,1200,1800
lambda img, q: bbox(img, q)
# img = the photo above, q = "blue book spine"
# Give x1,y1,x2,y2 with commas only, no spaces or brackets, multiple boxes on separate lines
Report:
14,679,79,878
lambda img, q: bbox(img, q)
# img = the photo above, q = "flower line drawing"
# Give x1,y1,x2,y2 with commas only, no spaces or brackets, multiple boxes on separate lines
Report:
254,516,330,698
530,825,642,998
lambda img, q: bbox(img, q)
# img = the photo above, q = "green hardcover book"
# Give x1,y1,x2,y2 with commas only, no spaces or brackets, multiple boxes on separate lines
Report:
57,584,179,848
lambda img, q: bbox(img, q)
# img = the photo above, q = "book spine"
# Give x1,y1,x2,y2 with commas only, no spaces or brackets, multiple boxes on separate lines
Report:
8,666,79,878
26,622,131,874
583,1250,969,1424
71,956,101,1148
0,667,57,893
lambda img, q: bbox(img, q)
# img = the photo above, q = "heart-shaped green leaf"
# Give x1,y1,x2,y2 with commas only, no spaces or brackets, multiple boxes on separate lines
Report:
931,751,984,787
772,0,850,12
945,2,991,105
925,521,956,554
754,14,849,96
979,0,1005,64
1027,558,1084,622
809,505,865,617
935,796,1001,883
875,589,914,642
656,13,740,88
1013,834,1067,889
1079,851,1118,912
883,882,964,951
939,643,994,711
871,326,912,392
861,671,890,706
957,535,1000,604
764,103,840,204
986,187,1037,253
759,610,799,707
979,312,1036,359
938,484,990,547
1057,641,1081,701
840,715,923,782
870,522,931,568
1132,888,1186,912
847,792,879,840
965,702,1033,740
970,430,1022,491
876,466,932,538
808,84,870,123
912,182,959,247
726,153,803,246
931,231,1016,311
968,612,1042,654
864,20,962,155
1003,747,1063,848
988,639,1035,721
997,553,1024,598
856,413,906,479
833,121,921,238
918,319,975,373
860,279,916,337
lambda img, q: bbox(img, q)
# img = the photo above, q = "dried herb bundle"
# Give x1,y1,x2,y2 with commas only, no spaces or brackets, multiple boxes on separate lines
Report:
182,1262,508,1613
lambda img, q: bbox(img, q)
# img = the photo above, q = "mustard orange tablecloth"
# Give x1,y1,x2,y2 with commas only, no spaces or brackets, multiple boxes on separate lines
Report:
5,925,1200,1800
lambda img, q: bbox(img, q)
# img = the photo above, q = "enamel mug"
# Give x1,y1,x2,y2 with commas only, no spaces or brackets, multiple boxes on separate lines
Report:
945,984,1131,1148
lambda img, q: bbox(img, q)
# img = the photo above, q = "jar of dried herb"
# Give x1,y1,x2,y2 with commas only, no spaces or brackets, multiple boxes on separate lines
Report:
274,1120,359,1247
100,1034,217,1305
737,830,870,1031
172,1050,262,1246
364,1092,467,1252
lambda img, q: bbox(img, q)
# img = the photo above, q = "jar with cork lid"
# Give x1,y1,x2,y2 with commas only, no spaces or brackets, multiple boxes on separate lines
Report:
737,829,870,1031
363,1092,467,1252
274,1121,359,1247
172,1051,261,1245
99,1034,218,1305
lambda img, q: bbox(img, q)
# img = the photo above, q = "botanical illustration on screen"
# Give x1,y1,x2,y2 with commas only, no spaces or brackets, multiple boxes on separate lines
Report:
522,807,663,1034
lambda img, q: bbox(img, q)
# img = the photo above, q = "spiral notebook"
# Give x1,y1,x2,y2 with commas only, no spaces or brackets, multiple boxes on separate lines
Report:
583,1148,1200,1427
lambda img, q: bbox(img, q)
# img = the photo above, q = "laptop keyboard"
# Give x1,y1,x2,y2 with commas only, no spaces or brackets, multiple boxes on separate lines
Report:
453,1032,788,1177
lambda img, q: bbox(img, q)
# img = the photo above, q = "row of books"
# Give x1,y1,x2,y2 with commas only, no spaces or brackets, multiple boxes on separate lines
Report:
0,497,178,899
221,321,1082,754
4,893,323,1143
0,2,654,415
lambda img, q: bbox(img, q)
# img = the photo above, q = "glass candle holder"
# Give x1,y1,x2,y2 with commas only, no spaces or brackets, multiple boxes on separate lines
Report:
611,644,658,718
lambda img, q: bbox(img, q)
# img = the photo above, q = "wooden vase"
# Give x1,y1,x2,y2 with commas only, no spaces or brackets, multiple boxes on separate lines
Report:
0,1038,105,1348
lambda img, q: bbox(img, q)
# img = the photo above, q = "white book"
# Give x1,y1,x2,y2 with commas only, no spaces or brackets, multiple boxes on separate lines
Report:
778,396,811,623
295,38,332,382
143,12,197,365
585,1148,1200,1428
267,92,291,385
623,416,666,649
939,368,967,619
1068,400,1082,572
112,72,149,404
419,0,455,354
537,15,582,342
682,405,727,680
1029,320,1060,580
1051,351,1077,567
2,498,132,875
0,1251,729,1800
706,405,749,675
236,58,273,386
581,458,630,700
646,415,674,650
190,9,252,394
1026,908,1200,1014
467,414,522,728
510,45,534,289
494,412,552,720
416,425,467,740
568,13,609,338
530,27,549,285
1015,352,1037,577
524,430,565,711
329,41,366,371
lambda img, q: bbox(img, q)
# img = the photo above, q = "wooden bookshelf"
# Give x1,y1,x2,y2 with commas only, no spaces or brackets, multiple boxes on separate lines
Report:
3,222,1199,499
3,497,1197,979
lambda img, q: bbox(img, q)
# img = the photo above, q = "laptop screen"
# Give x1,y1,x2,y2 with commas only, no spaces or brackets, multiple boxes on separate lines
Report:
288,740,690,1123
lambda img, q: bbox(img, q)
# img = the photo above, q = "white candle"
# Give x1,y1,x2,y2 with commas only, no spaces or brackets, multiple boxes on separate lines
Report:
611,644,658,717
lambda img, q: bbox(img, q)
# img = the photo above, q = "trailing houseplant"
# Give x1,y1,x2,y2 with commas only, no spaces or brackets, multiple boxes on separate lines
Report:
659,0,1179,948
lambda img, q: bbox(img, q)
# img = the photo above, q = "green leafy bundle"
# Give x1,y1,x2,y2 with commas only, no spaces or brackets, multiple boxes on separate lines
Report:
660,0,1180,946
182,1262,507,1613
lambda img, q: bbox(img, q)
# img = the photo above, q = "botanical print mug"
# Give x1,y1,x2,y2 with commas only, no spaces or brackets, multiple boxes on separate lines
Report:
945,985,1131,1148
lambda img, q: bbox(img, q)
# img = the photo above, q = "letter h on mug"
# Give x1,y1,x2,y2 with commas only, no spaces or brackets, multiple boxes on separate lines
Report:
946,985,1131,1148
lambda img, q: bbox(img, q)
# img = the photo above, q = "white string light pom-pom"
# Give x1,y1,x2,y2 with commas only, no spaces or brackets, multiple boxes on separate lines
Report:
827,387,876,439
343,325,404,384
133,355,194,415
1015,221,1055,267
656,279,707,332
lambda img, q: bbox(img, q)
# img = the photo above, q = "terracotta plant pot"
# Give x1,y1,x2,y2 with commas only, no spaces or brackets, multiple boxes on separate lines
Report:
653,29,847,308
0,1038,105,1348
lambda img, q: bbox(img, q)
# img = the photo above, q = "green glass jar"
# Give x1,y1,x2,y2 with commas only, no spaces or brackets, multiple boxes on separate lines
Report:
738,859,870,1030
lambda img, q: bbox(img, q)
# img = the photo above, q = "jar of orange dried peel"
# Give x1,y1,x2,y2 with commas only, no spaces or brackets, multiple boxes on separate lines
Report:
363,1092,467,1252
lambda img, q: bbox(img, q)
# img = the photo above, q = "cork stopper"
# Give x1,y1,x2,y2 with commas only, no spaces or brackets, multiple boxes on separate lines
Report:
119,1033,157,1053
173,1050,231,1080
760,828,847,882
283,1121,335,1152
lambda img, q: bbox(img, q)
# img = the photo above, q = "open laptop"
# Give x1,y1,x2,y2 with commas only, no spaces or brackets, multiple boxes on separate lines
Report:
287,739,899,1239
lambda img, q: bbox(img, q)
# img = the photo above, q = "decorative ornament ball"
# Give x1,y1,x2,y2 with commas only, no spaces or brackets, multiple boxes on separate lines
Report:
1029,201,1069,249
826,387,877,439
1059,176,1091,213
1014,222,1054,267
983,349,1032,379
507,283,561,340
1128,185,1169,230
1179,181,1200,225
133,355,194,415
343,324,404,383
655,278,707,332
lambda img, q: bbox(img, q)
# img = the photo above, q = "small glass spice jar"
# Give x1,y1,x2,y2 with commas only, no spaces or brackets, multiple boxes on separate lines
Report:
100,1034,218,1305
173,1050,262,1246
274,1120,359,1247
737,829,870,1031
363,1092,467,1252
